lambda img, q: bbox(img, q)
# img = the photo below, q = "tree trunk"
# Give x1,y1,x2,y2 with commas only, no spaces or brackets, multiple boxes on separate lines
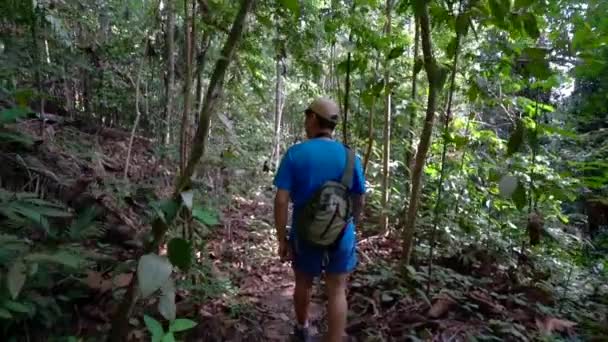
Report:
426,10,463,294
405,16,419,199
363,58,380,175
124,43,148,180
30,6,44,138
380,0,393,232
179,0,196,172
196,32,212,120
401,0,440,265
271,47,285,169
164,0,176,145
109,1,254,339
342,1,356,145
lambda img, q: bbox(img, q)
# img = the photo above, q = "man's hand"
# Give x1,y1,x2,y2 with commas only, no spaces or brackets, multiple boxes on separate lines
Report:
278,238,291,262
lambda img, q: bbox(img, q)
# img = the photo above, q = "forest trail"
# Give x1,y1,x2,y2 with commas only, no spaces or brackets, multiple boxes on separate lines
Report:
199,189,328,341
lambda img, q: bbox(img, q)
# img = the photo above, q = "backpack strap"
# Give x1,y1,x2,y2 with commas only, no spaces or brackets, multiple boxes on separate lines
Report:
340,146,356,188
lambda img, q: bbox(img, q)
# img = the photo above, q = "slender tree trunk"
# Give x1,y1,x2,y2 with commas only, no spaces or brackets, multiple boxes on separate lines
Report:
110,1,254,339
179,0,196,172
426,11,464,294
30,7,44,138
342,1,356,145
271,48,285,169
401,0,441,265
124,43,148,180
362,96,376,176
196,32,211,119
164,0,176,145
363,58,380,175
405,17,419,198
380,0,393,232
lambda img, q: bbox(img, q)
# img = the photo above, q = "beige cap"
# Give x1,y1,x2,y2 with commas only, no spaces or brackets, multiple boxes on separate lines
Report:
306,97,340,123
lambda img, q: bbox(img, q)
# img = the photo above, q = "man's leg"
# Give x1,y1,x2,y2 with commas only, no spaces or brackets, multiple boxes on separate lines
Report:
294,270,314,327
324,273,349,342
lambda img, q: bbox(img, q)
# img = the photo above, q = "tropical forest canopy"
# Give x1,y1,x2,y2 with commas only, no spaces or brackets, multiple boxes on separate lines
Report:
0,0,607,340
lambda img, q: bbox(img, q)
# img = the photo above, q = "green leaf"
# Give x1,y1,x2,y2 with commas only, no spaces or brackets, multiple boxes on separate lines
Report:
25,251,82,268
167,238,192,271
137,253,173,298
158,279,176,321
512,181,527,211
161,333,176,342
507,121,525,156
14,88,34,107
7,260,27,299
413,58,423,76
169,318,197,332
3,300,30,313
455,13,469,36
446,37,458,59
192,208,219,226
522,13,540,39
0,131,34,147
489,0,506,21
0,107,31,125
0,308,13,319
278,0,300,18
144,314,164,342
153,199,180,224
435,64,450,90
514,0,534,10
387,46,406,60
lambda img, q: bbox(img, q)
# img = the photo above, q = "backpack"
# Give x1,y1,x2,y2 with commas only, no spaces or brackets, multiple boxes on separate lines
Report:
294,146,355,248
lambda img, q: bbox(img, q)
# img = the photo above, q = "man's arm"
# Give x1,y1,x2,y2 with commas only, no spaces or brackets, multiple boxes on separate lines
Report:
274,189,290,242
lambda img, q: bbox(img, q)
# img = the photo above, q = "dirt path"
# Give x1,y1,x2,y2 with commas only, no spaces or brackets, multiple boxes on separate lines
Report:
201,190,328,341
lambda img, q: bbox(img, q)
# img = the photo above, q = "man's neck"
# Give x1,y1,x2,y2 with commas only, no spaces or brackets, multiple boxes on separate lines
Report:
313,131,333,139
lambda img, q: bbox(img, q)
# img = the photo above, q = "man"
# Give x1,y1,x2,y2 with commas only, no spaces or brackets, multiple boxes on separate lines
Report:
273,97,366,341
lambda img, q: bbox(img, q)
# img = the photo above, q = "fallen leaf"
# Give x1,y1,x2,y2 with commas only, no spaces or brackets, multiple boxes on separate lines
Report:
85,271,105,290
113,273,133,288
536,317,577,334
428,297,456,318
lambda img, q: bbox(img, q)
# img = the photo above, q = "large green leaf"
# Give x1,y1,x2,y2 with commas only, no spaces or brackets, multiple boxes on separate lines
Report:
3,300,30,314
387,46,406,60
0,107,30,125
137,253,172,298
455,13,469,36
25,251,82,268
167,238,192,271
522,13,540,39
158,279,176,321
278,0,299,18
169,318,197,332
192,208,219,226
514,0,534,9
7,260,27,299
143,314,164,342
161,333,176,342
0,308,13,319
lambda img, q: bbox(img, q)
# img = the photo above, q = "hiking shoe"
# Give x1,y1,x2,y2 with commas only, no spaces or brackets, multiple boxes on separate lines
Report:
292,325,310,342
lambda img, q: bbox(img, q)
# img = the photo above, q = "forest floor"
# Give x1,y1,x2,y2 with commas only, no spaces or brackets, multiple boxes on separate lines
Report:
2,117,605,341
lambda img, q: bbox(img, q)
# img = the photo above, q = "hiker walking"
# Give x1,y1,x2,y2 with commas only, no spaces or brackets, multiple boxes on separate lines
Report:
273,97,366,342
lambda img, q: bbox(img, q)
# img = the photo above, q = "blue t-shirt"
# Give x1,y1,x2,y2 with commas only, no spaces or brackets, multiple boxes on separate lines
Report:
273,138,366,243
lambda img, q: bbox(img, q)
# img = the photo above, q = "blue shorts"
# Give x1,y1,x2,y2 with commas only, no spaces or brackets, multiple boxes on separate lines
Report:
289,223,357,277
